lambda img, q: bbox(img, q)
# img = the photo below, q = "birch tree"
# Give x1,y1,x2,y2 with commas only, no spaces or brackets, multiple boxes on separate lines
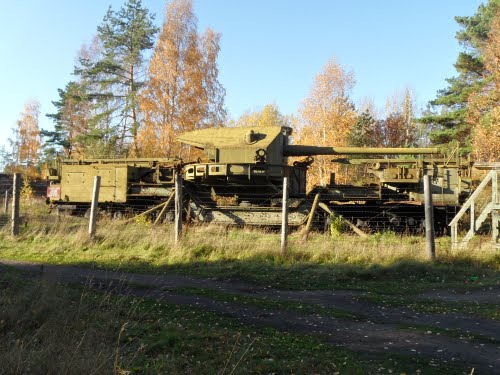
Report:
382,88,419,147
234,104,290,128
297,58,357,187
10,100,41,176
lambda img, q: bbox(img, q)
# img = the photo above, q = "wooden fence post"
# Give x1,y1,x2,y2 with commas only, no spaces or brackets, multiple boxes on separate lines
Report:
88,176,101,237
492,210,499,245
174,170,183,244
492,171,499,245
423,174,436,260
451,223,458,251
4,190,9,214
302,193,320,240
11,173,20,236
281,176,289,255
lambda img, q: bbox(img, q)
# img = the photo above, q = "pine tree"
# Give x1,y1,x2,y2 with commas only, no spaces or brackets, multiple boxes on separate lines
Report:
76,0,158,156
44,81,90,157
348,110,383,147
421,0,499,153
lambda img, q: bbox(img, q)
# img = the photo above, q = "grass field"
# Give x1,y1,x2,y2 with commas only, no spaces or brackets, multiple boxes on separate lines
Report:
0,266,467,375
0,216,498,373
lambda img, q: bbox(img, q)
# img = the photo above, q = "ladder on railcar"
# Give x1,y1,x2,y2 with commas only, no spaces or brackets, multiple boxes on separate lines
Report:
449,163,500,249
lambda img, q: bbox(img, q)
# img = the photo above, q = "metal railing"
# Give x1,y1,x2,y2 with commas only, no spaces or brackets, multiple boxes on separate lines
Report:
449,169,499,249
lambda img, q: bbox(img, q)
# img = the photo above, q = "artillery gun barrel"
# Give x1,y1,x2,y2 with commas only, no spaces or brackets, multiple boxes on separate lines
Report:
283,145,440,156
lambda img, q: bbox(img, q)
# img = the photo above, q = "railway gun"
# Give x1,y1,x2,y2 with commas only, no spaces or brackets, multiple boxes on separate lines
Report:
177,126,472,233
45,126,473,233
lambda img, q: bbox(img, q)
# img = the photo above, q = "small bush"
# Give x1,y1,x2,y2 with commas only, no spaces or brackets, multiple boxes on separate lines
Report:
330,214,344,238
20,176,34,204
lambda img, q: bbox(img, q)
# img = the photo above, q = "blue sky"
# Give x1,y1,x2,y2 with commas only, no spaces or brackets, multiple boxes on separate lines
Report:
0,0,482,147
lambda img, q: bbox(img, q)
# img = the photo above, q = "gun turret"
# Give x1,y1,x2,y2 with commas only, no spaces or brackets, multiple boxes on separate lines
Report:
178,126,440,164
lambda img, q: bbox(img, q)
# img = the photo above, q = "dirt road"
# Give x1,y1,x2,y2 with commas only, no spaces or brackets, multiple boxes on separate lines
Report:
1,259,499,373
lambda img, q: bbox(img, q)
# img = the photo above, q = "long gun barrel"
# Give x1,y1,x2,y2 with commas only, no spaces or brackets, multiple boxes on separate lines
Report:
176,126,442,163
283,145,440,156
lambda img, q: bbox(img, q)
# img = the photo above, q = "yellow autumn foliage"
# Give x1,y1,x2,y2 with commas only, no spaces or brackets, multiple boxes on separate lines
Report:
296,58,357,189
137,0,225,159
468,8,500,162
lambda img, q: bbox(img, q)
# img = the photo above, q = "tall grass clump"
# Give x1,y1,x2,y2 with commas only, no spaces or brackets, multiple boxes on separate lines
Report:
0,269,134,374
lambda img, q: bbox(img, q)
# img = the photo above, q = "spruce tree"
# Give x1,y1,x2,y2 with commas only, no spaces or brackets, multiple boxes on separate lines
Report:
348,110,382,147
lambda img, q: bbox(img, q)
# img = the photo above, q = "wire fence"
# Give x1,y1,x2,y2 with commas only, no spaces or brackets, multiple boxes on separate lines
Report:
2,195,390,236
0,168,474,239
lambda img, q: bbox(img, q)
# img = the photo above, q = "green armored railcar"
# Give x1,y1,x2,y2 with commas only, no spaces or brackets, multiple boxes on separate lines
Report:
46,158,180,216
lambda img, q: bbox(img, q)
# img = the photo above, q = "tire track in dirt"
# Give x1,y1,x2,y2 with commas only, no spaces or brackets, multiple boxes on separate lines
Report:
421,287,500,303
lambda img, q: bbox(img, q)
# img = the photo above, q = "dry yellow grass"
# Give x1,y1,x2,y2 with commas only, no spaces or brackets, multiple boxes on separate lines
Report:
0,216,498,293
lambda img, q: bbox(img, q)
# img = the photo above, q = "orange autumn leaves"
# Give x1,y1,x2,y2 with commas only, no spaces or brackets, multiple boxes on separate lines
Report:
295,59,422,190
27,0,495,182
12,100,41,177
136,0,225,158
